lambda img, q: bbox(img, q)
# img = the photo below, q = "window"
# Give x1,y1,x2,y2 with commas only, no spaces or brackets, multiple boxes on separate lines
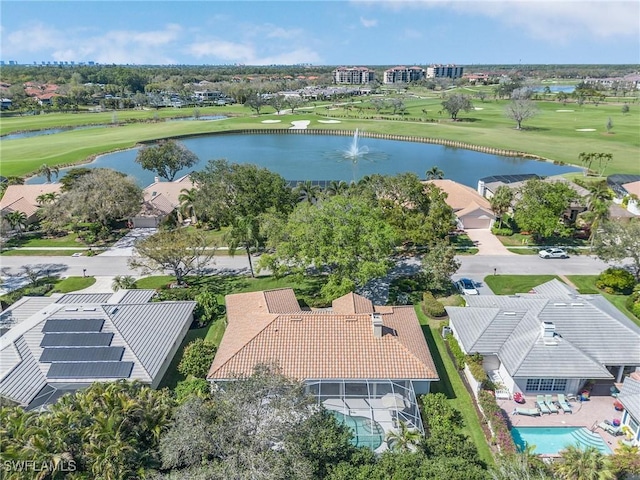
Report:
525,378,567,392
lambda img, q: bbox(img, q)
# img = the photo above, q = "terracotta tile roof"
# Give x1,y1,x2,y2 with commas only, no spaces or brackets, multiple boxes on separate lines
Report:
424,179,491,211
456,201,495,219
623,181,640,197
0,184,62,218
208,290,438,381
264,288,303,313
332,292,374,314
139,175,195,216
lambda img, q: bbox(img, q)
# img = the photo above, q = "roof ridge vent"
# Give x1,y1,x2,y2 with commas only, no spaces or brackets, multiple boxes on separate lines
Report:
64,307,78,311
570,302,584,306
503,311,517,316
553,302,567,306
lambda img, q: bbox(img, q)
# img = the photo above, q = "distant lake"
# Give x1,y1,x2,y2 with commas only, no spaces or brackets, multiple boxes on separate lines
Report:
27,133,579,188
535,85,575,93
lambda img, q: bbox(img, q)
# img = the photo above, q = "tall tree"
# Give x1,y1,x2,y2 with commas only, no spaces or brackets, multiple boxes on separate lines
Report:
513,179,578,241
580,180,613,247
38,163,60,183
129,228,216,284
593,219,640,280
504,98,539,129
178,187,198,224
4,210,27,235
36,192,59,205
554,445,614,480
421,238,460,293
489,186,514,228
244,92,268,115
295,180,321,204
441,93,473,120
135,140,199,181
325,180,349,197
225,214,262,277
425,166,444,180
259,195,396,300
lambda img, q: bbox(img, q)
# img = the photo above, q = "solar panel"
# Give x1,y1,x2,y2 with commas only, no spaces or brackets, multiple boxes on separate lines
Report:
47,362,134,379
40,347,124,363
42,318,104,333
40,333,113,347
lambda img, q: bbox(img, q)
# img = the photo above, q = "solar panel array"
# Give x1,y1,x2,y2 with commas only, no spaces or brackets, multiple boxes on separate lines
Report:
479,173,540,184
40,318,133,380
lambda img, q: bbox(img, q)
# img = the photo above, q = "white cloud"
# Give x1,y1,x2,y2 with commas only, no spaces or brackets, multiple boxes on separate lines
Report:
187,39,321,65
266,26,305,39
357,0,639,40
360,17,379,27
5,22,65,53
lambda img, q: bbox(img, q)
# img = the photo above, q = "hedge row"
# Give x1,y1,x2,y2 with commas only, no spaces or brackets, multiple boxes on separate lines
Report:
477,390,517,455
466,354,489,385
422,291,446,317
444,333,466,370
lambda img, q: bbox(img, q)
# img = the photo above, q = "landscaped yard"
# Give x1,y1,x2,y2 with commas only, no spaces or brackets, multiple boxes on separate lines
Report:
50,276,96,293
484,274,559,295
449,234,479,255
1,249,88,256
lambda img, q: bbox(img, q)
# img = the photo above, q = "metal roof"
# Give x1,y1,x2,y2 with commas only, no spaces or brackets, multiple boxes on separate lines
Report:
40,347,124,363
42,318,104,333
47,362,134,379
618,375,640,422
478,173,540,184
0,337,47,405
55,293,113,304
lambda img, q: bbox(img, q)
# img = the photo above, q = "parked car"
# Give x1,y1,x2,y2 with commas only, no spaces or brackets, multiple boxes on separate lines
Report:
456,278,479,295
538,248,569,259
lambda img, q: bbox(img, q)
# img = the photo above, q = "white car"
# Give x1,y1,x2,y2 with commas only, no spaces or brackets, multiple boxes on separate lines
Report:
456,278,479,295
538,248,569,259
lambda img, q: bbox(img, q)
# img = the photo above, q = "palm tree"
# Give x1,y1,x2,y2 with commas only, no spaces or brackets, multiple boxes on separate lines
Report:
554,444,614,480
325,180,349,197
425,166,444,180
38,164,60,183
112,275,137,291
4,210,27,235
295,180,321,204
490,185,514,228
225,215,262,277
178,187,198,224
36,192,59,205
385,420,422,452
582,180,613,248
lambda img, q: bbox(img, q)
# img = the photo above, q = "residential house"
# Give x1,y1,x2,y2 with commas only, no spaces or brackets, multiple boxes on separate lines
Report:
208,289,439,450
618,372,640,446
608,174,640,216
131,174,195,228
446,279,640,397
425,179,495,229
0,290,195,410
0,183,62,226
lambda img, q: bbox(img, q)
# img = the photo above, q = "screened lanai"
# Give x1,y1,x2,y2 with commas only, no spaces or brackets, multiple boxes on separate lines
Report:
306,379,424,451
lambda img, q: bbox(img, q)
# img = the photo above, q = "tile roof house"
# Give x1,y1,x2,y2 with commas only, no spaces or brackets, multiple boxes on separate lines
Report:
425,179,495,229
618,372,640,446
0,290,195,410
0,183,62,225
209,289,439,450
446,279,640,397
131,174,195,228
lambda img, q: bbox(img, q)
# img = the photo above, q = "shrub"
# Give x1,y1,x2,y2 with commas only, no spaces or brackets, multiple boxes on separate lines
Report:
422,291,446,318
177,339,217,378
466,353,488,385
445,334,466,370
478,389,516,455
595,268,636,295
491,226,514,236
626,286,640,318
194,291,223,326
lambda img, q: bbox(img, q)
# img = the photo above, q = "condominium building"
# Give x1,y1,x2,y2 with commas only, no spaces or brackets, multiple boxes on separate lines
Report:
333,66,375,85
383,66,425,84
426,64,464,79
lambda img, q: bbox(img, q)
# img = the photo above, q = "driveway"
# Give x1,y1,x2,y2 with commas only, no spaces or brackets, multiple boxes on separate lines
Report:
99,228,157,257
465,229,514,256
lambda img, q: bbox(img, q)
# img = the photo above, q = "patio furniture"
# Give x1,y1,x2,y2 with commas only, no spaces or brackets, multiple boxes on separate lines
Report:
598,421,622,436
566,393,578,402
514,407,541,417
536,395,551,414
557,394,572,413
545,394,559,414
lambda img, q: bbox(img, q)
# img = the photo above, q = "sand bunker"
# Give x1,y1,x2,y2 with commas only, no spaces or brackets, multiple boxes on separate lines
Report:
556,109,575,112
576,128,596,132
318,120,341,124
261,119,282,123
290,120,311,130
473,107,484,110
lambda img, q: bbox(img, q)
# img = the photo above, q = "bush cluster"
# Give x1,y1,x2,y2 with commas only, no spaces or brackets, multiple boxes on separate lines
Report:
422,291,446,317
465,353,489,385
626,285,640,319
477,390,517,455
491,226,514,236
444,333,466,370
596,267,636,295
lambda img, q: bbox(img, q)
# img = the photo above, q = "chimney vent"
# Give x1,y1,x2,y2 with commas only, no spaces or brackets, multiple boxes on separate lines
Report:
371,313,383,338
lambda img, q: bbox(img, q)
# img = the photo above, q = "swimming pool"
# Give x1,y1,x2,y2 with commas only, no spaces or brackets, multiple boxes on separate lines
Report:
330,411,384,449
511,427,612,455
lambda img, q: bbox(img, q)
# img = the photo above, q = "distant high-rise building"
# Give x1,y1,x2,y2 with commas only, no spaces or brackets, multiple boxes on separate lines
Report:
426,64,464,79
383,66,425,84
332,66,375,85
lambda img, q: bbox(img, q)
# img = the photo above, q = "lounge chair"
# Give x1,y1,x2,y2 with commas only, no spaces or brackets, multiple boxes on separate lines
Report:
545,394,559,414
514,407,541,416
598,422,622,436
536,395,551,414
557,394,572,413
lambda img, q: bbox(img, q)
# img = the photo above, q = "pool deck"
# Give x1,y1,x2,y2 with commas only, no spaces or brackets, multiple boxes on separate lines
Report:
499,393,629,452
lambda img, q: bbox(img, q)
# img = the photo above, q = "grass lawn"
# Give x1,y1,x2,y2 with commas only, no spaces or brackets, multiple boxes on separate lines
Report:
50,276,96,294
2,91,638,177
1,249,87,256
3,232,83,248
415,306,494,465
450,234,479,255
497,233,588,248
506,247,539,255
484,274,559,295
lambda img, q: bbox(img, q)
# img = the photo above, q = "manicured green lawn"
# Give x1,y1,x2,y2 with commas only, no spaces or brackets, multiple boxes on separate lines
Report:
3,232,83,247
1,249,87,256
49,276,96,294
506,247,539,255
484,274,559,295
497,233,588,248
450,234,478,255
415,306,494,465
1,90,638,177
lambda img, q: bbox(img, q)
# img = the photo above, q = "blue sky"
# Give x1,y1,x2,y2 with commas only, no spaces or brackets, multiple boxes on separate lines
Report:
1,1,639,65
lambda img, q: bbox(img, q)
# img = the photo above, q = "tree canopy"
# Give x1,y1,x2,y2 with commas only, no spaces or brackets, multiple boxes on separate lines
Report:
593,219,640,280
259,195,396,300
135,140,199,181
441,93,473,120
